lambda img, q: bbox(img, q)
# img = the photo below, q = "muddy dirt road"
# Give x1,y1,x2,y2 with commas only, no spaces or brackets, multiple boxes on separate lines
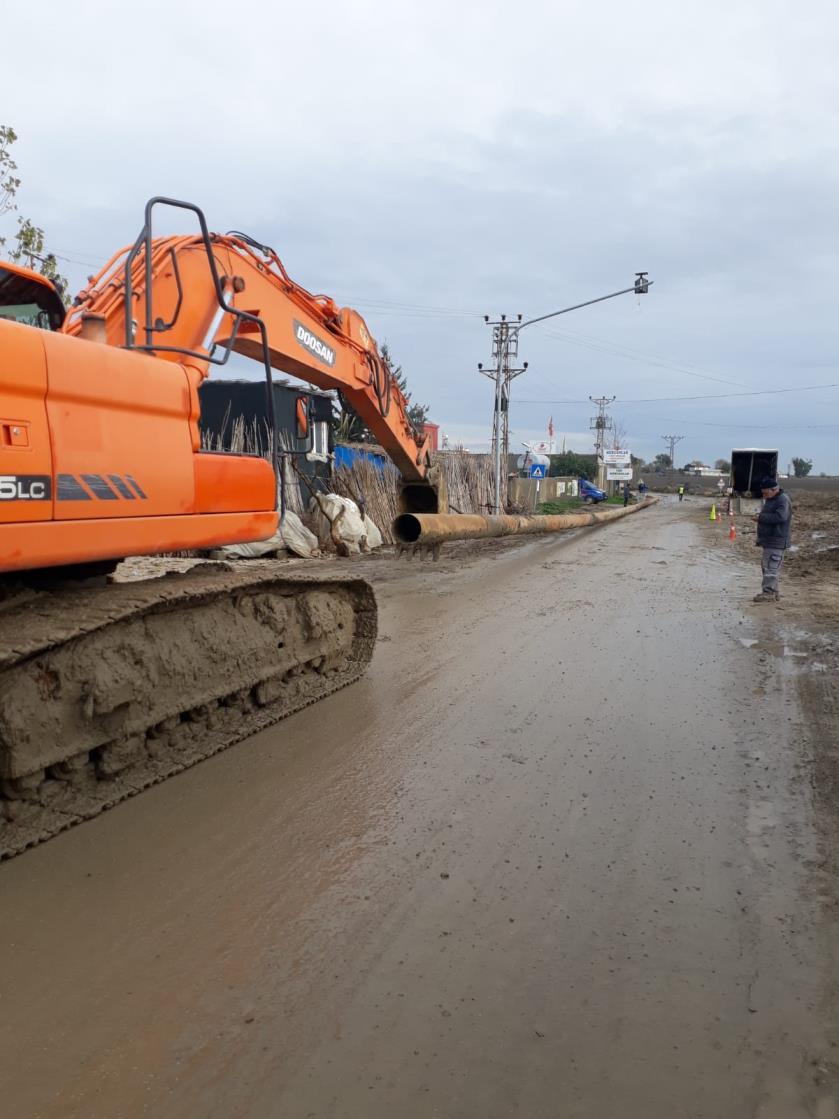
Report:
2,500,837,1118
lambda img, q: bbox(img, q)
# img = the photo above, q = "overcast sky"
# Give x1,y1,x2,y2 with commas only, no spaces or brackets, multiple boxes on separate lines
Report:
5,0,839,471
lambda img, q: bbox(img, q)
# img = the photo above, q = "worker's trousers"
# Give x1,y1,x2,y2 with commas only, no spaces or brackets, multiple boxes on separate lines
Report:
761,547,785,593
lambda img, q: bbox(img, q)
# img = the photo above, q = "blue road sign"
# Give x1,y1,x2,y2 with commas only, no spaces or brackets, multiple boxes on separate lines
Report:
529,464,546,479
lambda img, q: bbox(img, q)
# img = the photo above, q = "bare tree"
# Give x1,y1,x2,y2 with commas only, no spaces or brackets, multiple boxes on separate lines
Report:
0,124,67,296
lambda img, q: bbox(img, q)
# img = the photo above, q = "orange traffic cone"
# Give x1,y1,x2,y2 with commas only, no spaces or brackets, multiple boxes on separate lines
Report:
729,521,736,540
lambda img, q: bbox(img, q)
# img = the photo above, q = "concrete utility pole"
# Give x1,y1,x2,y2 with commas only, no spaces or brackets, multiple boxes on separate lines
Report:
480,274,652,514
479,316,527,514
590,396,616,490
661,434,684,468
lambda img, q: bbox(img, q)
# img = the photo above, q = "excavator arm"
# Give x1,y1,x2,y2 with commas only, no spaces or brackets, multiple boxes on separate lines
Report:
63,198,440,509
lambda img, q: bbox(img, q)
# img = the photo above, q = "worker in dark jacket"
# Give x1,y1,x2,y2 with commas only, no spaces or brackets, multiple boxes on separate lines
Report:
752,477,792,602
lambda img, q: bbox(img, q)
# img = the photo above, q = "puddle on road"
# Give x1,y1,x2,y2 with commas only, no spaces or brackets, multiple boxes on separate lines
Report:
739,637,808,659
735,622,837,675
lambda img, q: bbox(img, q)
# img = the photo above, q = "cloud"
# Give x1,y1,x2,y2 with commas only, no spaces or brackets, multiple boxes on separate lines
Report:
4,0,839,470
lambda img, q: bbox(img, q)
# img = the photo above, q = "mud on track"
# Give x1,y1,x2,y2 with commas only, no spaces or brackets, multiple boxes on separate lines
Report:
0,568,376,858
1,500,838,1118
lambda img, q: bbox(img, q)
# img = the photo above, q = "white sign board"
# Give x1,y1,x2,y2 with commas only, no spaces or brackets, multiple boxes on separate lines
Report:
602,449,631,465
528,440,555,455
607,467,633,481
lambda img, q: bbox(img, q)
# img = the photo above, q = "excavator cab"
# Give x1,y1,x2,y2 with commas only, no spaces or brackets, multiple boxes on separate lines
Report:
0,261,65,331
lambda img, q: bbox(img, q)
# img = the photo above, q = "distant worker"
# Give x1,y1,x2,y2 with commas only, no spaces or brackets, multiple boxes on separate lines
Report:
638,479,647,501
752,477,792,603
623,482,631,507
677,484,685,502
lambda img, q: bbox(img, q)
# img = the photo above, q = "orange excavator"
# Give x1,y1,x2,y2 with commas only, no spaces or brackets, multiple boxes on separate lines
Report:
0,197,444,858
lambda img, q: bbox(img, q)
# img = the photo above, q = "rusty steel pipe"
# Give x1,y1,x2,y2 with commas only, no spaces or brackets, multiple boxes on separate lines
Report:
394,498,656,546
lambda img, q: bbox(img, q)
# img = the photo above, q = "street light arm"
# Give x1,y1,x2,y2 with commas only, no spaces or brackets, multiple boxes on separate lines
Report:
519,278,653,331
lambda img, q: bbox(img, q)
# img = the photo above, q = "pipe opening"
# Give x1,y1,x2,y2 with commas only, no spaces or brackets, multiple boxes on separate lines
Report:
400,483,439,514
394,513,422,544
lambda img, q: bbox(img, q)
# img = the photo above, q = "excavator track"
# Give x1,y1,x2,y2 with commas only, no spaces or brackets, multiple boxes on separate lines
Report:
0,565,377,859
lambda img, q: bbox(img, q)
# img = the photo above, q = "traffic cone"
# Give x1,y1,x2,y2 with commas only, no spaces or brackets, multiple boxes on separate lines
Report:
729,521,736,540
710,504,717,521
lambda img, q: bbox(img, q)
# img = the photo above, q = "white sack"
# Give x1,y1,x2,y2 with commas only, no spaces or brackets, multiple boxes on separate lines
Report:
210,510,319,560
309,494,383,554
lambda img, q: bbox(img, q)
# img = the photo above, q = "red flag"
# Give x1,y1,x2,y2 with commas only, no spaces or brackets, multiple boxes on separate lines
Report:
547,416,555,438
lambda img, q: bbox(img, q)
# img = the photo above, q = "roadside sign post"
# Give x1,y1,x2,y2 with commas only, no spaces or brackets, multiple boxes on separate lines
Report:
529,464,546,479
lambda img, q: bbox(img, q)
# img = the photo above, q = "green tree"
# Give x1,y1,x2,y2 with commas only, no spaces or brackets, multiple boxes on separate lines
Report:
333,396,374,444
334,341,428,445
791,456,813,477
653,453,672,471
9,218,65,287
0,126,20,232
381,342,429,428
714,458,730,472
0,125,68,299
548,452,596,480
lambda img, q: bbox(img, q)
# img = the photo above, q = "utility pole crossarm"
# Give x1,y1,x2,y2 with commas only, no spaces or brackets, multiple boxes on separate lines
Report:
661,433,685,466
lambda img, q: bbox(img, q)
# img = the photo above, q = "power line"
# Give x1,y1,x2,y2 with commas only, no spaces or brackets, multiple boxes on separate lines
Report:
536,325,750,389
515,381,839,406
46,247,103,267
346,296,482,316
346,294,831,403
658,419,839,431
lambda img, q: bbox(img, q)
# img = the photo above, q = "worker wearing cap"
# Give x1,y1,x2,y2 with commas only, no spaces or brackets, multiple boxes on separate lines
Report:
752,477,792,603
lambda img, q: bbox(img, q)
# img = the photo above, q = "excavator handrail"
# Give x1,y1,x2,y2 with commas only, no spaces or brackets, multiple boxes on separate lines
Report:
122,197,281,492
